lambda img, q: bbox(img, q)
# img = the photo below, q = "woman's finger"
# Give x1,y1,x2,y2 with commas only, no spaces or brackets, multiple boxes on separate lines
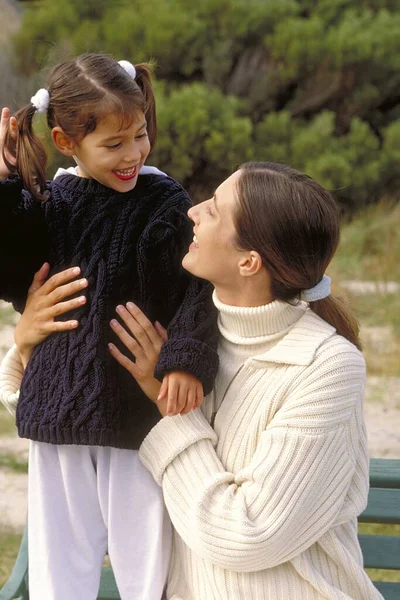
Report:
115,304,156,354
48,295,87,318
46,276,88,305
108,342,139,379
39,267,83,296
26,263,51,298
155,321,168,343
125,302,165,348
110,319,145,362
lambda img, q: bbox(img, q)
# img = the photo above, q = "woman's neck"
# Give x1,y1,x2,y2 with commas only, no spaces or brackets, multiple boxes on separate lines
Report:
213,280,273,308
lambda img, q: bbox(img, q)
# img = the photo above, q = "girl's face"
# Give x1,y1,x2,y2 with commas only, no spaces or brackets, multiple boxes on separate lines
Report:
183,171,246,287
72,110,150,193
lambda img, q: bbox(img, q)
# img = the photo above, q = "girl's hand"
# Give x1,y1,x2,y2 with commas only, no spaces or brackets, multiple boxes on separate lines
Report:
15,263,88,368
0,107,17,180
108,302,168,404
158,372,204,416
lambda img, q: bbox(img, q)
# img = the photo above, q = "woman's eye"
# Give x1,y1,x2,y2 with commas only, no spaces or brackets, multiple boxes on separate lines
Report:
106,143,122,149
206,207,214,216
136,132,148,140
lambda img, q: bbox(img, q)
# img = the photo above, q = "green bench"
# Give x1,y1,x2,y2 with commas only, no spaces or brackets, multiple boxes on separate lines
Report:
1,458,399,600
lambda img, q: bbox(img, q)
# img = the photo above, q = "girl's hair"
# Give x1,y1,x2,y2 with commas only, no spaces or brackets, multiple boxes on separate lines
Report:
3,53,156,200
234,161,361,349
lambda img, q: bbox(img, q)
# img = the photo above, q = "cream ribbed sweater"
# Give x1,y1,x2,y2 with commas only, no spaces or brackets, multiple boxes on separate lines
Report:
139,295,383,600
0,298,382,599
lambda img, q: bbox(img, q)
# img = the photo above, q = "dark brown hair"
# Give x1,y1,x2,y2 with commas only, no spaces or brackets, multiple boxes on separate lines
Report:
234,161,361,349
3,53,156,200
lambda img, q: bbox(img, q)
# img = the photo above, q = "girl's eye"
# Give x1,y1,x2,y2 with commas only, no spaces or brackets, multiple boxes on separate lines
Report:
106,143,122,149
136,132,148,140
206,207,214,216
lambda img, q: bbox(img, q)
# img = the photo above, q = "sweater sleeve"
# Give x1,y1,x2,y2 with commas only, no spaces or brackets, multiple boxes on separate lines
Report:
140,346,367,572
0,345,24,417
149,181,219,395
154,277,219,394
0,177,49,312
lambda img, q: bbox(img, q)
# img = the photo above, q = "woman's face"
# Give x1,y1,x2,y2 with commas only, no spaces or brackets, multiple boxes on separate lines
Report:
183,171,245,287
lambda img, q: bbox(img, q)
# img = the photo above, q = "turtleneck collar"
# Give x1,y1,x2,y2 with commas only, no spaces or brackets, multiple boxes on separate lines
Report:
212,289,307,345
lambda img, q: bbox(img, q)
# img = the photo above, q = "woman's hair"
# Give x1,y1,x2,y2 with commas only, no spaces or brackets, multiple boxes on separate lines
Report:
234,161,361,349
3,53,156,200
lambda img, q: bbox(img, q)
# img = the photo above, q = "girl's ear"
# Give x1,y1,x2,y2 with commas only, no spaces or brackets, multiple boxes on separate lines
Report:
51,127,75,157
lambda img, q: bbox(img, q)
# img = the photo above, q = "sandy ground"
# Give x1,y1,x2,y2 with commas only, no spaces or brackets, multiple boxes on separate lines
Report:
0,291,399,532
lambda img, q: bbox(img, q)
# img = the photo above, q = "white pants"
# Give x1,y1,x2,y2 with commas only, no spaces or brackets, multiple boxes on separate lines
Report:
28,441,171,600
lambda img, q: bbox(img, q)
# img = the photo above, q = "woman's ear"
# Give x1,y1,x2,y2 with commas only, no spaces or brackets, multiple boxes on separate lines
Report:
51,127,75,157
238,251,263,277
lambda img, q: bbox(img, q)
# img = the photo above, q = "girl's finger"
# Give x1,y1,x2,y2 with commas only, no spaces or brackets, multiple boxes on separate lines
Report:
193,383,204,409
167,378,179,416
125,302,164,348
180,386,196,415
157,375,169,402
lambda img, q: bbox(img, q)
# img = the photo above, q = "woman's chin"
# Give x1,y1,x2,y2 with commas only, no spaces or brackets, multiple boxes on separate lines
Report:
182,251,200,277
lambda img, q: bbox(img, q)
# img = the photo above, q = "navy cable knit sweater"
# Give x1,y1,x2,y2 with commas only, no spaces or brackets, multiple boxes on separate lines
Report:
0,173,218,449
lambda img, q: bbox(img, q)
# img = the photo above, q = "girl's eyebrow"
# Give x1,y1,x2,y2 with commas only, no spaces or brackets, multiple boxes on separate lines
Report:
102,121,147,143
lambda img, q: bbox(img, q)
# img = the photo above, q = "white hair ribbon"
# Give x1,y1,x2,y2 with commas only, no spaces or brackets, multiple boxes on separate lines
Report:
300,275,331,302
30,88,50,114
118,60,137,80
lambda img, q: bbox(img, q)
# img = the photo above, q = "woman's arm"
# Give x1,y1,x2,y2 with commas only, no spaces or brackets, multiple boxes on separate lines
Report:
0,265,88,413
139,343,367,572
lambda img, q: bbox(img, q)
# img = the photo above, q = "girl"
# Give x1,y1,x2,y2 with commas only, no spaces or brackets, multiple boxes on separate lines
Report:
0,53,218,600
3,162,383,599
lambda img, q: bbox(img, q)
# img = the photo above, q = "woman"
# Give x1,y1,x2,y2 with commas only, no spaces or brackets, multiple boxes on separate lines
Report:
1,162,382,599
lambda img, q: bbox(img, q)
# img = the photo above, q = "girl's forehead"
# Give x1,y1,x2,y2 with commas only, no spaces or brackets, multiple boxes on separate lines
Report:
95,111,146,136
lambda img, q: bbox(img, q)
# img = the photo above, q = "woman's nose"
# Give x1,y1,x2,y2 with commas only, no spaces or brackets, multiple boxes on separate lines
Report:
187,206,197,222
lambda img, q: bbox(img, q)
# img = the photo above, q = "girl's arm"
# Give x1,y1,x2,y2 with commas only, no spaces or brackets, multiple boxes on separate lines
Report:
139,342,367,572
0,109,49,311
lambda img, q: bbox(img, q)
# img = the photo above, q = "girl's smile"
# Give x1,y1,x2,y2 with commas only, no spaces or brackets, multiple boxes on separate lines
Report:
70,111,150,193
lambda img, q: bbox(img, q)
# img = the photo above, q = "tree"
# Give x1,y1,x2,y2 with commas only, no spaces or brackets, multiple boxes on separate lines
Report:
7,0,400,209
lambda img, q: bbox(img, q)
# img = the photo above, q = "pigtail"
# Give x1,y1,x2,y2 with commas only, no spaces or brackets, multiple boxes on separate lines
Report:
3,105,47,201
310,294,362,350
135,62,157,150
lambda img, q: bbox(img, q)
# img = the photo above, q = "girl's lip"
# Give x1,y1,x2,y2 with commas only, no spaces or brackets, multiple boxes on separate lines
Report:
113,165,138,181
189,242,198,251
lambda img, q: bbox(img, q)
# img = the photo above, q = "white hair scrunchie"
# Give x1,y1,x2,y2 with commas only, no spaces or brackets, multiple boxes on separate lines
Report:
118,60,137,80
30,88,50,114
300,274,331,302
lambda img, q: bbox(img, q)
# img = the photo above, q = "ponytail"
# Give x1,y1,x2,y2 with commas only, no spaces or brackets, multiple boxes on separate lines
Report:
135,62,157,150
310,294,362,350
3,104,47,201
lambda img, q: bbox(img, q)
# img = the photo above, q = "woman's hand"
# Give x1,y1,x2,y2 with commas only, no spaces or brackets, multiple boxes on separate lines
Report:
108,303,204,416
15,263,88,368
108,302,168,405
0,107,17,180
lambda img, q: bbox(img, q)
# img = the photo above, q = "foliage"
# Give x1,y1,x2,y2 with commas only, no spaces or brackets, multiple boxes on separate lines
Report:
3,0,400,208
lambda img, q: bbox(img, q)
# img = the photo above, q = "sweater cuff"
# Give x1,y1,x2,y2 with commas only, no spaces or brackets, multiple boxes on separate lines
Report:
155,338,219,395
139,409,217,485
0,345,23,417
